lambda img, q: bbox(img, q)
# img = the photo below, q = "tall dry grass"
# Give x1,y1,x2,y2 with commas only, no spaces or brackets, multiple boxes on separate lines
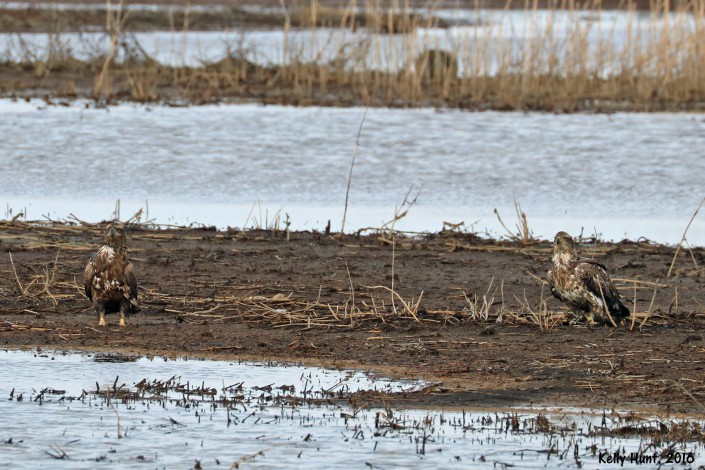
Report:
1,0,704,110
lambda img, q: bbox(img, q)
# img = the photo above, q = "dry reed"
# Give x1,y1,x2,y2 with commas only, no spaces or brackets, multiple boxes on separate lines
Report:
0,220,699,330
511,288,567,331
340,106,368,235
463,276,498,321
2,0,705,110
494,197,534,244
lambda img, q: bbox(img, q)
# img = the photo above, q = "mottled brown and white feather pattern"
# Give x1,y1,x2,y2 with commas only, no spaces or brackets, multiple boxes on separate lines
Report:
84,246,136,304
84,223,139,326
547,231,629,325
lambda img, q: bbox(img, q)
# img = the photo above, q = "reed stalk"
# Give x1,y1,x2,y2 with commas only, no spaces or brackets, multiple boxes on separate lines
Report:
3,0,705,108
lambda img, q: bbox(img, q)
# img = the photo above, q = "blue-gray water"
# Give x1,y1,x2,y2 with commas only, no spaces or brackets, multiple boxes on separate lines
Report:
1,100,704,243
1,349,703,469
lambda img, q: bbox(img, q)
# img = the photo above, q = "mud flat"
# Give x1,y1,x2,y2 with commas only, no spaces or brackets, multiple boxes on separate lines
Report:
1,221,705,413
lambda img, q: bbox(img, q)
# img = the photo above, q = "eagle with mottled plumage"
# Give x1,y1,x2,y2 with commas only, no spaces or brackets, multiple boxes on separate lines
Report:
547,231,629,325
84,223,139,327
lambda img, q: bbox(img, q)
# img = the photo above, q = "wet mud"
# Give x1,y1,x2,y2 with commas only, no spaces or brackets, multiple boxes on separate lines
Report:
1,221,705,413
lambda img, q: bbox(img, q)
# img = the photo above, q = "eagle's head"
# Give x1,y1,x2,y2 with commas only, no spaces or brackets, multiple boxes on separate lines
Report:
553,231,578,263
104,223,127,250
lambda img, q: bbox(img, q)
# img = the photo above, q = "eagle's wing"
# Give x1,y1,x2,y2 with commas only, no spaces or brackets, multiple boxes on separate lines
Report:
575,260,624,310
124,260,138,300
84,252,97,301
546,267,563,301
124,257,139,312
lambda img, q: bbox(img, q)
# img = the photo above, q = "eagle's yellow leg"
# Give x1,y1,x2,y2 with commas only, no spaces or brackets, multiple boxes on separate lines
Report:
119,314,126,327
99,314,106,327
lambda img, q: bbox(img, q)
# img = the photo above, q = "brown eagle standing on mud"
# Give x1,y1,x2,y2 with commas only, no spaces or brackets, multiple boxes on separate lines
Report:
547,231,629,325
84,223,139,327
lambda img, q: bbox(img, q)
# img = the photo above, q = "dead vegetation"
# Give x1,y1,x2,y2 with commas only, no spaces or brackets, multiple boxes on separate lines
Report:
1,0,705,110
0,219,703,330
0,2,450,34
3,219,705,414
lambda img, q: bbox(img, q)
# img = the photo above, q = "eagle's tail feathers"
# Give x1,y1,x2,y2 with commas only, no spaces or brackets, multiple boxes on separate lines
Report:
609,299,630,319
127,298,140,314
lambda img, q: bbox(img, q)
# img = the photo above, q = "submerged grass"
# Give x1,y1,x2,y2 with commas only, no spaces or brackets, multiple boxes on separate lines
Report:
14,364,705,465
1,0,705,110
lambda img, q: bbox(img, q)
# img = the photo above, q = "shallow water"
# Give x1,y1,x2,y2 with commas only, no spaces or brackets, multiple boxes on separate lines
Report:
1,349,704,469
1,99,704,244
0,7,689,73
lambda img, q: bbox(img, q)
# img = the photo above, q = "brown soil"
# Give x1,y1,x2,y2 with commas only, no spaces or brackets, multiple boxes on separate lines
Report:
7,64,704,113
2,222,705,413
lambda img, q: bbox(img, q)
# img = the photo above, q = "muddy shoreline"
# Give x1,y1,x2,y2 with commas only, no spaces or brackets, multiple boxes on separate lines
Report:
6,71,705,113
1,221,705,413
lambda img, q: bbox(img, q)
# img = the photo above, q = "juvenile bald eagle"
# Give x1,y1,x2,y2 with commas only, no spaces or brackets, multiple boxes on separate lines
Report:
84,223,139,327
547,231,629,325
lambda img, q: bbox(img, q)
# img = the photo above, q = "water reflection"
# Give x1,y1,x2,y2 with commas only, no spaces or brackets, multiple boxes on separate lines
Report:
1,349,704,469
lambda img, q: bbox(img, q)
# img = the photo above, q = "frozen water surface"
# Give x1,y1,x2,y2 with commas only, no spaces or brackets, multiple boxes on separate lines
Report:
1,349,704,469
1,100,703,243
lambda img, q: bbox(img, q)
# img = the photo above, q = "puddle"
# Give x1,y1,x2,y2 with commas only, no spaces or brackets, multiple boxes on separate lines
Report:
1,349,704,469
